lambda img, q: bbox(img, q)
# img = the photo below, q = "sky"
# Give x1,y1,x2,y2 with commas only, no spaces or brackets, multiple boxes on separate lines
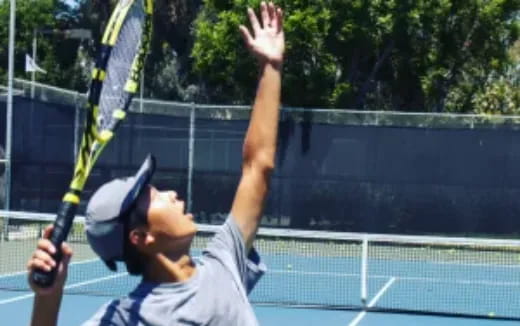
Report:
63,0,79,9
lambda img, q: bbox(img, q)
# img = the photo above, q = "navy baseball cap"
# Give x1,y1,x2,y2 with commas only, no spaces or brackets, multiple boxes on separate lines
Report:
85,154,155,265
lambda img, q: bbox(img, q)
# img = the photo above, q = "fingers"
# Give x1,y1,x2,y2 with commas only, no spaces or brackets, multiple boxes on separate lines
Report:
247,7,261,35
37,238,56,255
276,7,284,34
27,242,73,278
247,2,283,32
268,2,276,27
260,2,269,28
28,248,56,272
239,25,253,48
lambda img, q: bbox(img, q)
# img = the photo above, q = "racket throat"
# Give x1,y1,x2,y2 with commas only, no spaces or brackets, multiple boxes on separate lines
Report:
63,189,82,204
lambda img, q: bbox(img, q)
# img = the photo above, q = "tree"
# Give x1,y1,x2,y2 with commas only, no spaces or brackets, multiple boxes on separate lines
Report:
192,0,519,111
70,0,203,98
472,40,520,114
0,0,55,83
0,0,95,90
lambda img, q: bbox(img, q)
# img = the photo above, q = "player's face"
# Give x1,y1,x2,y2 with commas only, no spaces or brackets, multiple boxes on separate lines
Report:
138,185,197,254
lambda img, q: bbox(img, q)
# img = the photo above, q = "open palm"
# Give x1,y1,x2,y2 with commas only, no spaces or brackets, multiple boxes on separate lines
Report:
240,2,285,66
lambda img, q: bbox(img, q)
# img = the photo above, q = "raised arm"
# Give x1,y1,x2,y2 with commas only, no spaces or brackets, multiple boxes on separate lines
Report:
27,225,73,326
231,2,284,250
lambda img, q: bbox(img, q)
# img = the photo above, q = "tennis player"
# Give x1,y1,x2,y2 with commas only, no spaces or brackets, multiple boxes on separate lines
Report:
27,2,284,325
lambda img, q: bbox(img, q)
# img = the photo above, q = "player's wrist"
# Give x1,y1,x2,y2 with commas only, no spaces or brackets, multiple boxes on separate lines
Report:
259,59,283,72
34,288,63,298
34,289,63,302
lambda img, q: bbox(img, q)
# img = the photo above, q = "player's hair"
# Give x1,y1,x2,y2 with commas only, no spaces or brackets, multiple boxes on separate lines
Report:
104,206,148,275
123,207,148,275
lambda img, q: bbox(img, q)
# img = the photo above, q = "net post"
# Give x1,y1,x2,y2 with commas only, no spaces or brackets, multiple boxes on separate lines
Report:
361,235,368,306
187,102,195,213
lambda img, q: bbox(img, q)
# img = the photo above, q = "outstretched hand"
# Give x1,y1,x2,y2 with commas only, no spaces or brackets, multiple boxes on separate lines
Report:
27,225,73,296
240,2,285,67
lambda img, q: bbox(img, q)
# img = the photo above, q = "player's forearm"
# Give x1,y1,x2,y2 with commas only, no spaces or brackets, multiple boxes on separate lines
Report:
242,62,282,170
31,293,63,326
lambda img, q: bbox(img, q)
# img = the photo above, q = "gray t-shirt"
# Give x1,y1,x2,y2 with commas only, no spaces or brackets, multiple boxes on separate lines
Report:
82,216,266,326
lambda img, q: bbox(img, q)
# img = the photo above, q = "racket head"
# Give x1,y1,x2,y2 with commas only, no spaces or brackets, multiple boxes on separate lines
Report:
89,0,153,143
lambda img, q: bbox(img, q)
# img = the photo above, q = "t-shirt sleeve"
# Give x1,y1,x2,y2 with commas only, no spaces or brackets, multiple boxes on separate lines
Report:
203,215,266,294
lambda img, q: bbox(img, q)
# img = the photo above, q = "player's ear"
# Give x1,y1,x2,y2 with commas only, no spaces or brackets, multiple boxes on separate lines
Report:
129,227,151,248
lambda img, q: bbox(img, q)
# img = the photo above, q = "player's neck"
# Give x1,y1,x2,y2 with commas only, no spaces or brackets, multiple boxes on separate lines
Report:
144,253,196,283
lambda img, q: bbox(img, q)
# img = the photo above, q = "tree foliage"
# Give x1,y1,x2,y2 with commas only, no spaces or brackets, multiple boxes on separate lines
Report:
1,0,55,82
192,0,519,112
1,0,517,113
0,0,202,94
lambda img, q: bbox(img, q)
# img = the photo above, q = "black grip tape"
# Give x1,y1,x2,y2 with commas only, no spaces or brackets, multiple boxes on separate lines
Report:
31,201,78,288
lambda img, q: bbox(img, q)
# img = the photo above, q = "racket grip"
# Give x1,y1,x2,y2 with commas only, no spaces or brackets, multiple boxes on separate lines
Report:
31,201,78,288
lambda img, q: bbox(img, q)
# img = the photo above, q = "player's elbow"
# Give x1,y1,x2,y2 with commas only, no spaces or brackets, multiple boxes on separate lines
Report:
255,155,275,173
242,145,276,174
244,156,275,175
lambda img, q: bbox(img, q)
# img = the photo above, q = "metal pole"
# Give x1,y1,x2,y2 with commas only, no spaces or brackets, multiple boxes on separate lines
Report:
4,0,16,240
31,29,37,99
187,103,195,213
361,237,368,306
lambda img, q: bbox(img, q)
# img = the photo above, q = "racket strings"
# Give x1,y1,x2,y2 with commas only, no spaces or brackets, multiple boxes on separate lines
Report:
98,0,147,132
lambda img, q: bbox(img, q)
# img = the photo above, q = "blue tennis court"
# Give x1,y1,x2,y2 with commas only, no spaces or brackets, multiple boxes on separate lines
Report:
1,234,520,325
1,293,519,325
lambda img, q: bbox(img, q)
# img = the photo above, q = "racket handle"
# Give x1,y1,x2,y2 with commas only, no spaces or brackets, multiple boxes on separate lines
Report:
31,201,78,288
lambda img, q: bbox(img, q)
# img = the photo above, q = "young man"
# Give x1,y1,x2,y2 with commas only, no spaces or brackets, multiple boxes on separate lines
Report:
27,2,284,325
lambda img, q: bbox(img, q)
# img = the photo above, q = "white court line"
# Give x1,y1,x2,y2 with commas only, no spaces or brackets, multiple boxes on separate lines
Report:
273,269,520,286
435,261,520,269
269,269,360,278
0,258,101,279
348,277,396,326
0,272,128,305
268,269,520,287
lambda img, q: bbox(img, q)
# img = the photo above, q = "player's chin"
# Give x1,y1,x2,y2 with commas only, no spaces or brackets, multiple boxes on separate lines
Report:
186,213,194,221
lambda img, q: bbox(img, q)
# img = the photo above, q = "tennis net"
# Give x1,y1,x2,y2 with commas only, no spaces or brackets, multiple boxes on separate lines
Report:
1,210,520,320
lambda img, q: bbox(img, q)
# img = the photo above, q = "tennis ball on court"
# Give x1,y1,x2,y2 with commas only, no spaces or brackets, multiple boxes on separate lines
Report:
488,312,495,318
287,264,292,270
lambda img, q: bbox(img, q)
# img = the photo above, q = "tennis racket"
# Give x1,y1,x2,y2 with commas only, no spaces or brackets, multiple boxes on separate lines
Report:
31,0,153,287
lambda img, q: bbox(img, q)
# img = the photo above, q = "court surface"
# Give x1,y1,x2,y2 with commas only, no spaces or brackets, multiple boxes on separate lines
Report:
1,250,519,325
0,290,518,325
2,212,520,325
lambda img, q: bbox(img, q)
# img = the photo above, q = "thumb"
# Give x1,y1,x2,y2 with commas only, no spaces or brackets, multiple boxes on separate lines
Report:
239,25,253,49
61,243,73,268
42,224,54,239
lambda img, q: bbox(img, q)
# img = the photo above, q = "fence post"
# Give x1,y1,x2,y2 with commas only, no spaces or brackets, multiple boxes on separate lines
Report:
3,0,16,241
187,102,195,214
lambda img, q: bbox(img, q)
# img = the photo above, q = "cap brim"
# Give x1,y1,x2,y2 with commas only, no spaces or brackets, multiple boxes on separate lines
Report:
120,154,156,214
